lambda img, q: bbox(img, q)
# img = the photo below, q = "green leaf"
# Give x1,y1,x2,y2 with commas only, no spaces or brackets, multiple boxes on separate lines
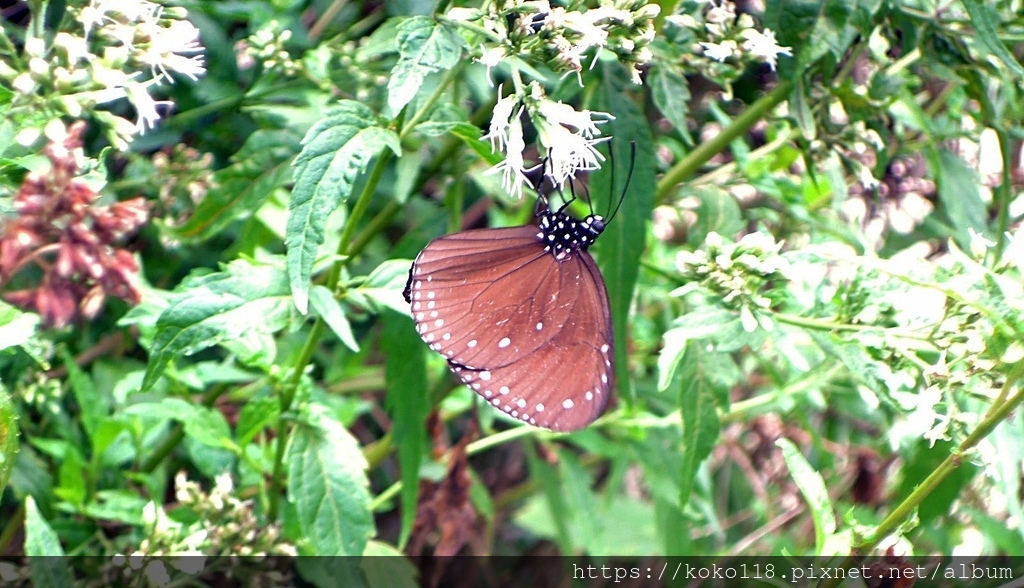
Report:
140,259,293,391
60,348,108,440
677,345,724,509
592,62,657,405
931,147,988,250
288,102,400,313
0,300,39,352
525,442,574,554
124,398,232,448
309,285,360,352
446,123,503,166
648,65,692,143
172,129,302,241
692,188,743,243
386,16,465,117
0,385,18,492
237,396,280,448
777,438,836,555
657,307,741,390
362,541,419,588
349,259,414,315
382,310,428,549
25,496,75,587
962,0,1024,77
286,403,373,555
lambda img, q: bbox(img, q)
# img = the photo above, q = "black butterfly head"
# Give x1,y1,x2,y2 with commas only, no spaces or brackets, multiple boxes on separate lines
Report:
537,209,606,260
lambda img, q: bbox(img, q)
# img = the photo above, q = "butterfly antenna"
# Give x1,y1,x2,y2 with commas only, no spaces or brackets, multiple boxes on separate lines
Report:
606,142,635,224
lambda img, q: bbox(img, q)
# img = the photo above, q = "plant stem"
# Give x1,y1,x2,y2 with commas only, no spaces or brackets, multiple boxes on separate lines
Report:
368,425,541,511
821,361,1024,588
656,80,793,203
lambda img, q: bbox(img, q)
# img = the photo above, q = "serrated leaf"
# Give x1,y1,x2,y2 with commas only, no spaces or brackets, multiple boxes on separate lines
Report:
25,496,74,588
140,259,292,391
657,307,740,390
693,188,743,242
382,310,427,549
309,285,360,352
61,348,107,440
526,442,573,554
777,438,837,555
362,541,419,588
349,259,414,315
237,396,280,448
962,0,1024,77
173,129,302,241
648,65,692,143
0,385,18,492
0,300,39,352
287,403,373,555
447,123,503,165
288,102,400,314
932,147,988,250
124,398,232,448
386,16,465,117
677,345,723,509
592,62,657,405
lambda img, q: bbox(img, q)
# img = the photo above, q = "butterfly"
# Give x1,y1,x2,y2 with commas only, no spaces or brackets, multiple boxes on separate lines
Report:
404,195,615,432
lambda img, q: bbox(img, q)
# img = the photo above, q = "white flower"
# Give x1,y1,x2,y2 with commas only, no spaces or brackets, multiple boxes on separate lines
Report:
54,32,91,65
137,18,206,81
535,99,611,138
700,39,738,62
529,84,612,187
125,81,171,133
536,121,607,186
481,89,520,152
740,28,792,71
485,108,530,198
477,45,507,85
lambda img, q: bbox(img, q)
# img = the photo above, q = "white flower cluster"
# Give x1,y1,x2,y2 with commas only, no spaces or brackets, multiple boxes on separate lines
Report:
667,0,791,72
483,82,613,198
1,0,205,148
675,231,789,331
452,1,659,85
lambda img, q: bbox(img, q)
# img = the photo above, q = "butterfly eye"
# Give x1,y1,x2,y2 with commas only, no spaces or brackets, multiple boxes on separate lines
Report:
405,207,614,431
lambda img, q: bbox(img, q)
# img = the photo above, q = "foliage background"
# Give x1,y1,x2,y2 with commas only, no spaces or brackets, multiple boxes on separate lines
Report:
1,0,1024,584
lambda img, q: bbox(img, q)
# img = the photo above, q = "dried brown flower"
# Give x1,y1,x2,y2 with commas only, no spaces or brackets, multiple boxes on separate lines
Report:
0,122,149,327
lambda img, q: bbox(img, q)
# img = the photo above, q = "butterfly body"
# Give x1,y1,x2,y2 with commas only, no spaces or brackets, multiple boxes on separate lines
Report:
404,207,613,431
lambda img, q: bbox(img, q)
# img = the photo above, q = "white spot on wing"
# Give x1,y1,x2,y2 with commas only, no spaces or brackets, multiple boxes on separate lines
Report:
586,391,593,400
480,371,491,381
467,340,477,348
536,322,543,331
517,398,526,408
499,386,509,395
601,373,608,383
563,399,574,409
498,337,511,348
536,403,545,412
601,344,610,353
434,318,444,327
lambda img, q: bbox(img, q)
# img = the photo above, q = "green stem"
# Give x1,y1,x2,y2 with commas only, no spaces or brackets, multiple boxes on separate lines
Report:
822,361,1024,587
773,312,934,342
656,80,793,203
368,426,541,511
399,64,464,141
309,0,349,41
